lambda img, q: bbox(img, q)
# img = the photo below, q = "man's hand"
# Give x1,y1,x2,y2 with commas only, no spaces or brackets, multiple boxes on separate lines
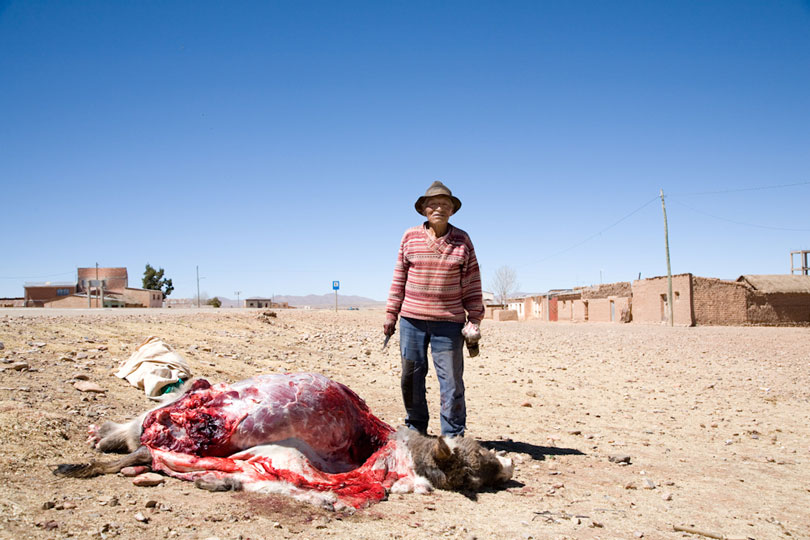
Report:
383,314,397,337
461,321,481,343
462,321,481,357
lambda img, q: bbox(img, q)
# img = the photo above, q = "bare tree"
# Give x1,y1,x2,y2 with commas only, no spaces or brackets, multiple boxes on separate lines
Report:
490,266,519,304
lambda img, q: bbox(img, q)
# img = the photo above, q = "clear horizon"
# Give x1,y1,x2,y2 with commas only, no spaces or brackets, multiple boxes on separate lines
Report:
2,1,809,301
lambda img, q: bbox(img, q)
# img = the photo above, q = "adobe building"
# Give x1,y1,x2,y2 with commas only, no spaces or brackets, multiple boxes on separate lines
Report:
736,275,810,325
578,282,632,323
631,273,810,326
554,290,582,322
631,274,696,326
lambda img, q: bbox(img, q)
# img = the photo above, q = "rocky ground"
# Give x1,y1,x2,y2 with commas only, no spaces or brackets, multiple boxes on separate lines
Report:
0,308,807,540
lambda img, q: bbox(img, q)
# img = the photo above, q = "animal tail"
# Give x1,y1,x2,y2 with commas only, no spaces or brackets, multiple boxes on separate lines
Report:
53,446,152,478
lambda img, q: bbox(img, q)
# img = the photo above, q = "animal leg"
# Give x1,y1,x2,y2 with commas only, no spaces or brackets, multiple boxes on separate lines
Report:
53,446,152,478
194,475,243,492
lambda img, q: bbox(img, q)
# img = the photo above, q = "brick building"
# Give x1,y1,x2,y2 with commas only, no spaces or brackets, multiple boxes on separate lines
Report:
22,267,162,308
77,267,129,292
245,298,289,309
23,282,77,307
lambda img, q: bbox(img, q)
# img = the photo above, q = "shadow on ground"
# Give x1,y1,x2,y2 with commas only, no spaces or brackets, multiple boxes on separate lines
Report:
480,439,585,461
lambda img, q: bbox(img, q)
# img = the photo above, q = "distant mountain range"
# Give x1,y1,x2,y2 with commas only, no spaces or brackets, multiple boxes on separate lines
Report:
173,294,385,308
269,293,385,308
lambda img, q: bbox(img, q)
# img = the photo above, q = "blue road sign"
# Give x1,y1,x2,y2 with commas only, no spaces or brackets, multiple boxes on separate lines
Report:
332,281,340,290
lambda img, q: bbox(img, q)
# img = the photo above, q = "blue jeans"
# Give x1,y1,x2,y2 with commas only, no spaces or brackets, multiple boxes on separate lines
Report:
399,316,466,437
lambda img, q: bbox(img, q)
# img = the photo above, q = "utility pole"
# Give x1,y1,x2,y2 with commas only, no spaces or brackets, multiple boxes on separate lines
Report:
196,266,201,308
234,291,241,308
660,189,674,327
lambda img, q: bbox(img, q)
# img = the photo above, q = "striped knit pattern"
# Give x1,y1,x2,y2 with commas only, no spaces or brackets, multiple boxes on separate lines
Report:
386,223,484,325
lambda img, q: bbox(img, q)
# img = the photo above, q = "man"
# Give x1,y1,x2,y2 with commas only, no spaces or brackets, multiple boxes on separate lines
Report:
384,181,484,438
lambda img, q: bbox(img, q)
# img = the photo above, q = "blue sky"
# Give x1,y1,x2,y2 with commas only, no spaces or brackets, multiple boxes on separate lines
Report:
1,1,809,300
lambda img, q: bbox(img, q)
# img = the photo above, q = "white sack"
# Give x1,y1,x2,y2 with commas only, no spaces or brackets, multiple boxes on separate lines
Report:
115,336,191,399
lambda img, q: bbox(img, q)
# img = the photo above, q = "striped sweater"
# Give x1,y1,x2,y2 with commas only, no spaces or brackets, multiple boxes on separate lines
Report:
386,223,484,325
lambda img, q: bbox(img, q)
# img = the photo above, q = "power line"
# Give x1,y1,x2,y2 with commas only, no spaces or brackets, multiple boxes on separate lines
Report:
520,194,661,267
669,198,810,231
671,180,810,197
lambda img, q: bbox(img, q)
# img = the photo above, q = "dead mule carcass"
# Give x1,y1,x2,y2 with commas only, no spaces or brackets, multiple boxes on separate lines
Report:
54,372,513,510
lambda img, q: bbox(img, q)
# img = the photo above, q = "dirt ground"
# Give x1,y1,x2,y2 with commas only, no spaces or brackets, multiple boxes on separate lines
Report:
0,308,807,540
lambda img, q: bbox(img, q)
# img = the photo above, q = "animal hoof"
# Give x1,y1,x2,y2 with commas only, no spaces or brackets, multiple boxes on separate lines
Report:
194,476,241,492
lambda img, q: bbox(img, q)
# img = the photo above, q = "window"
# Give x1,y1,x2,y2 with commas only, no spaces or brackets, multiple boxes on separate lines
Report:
57,288,70,296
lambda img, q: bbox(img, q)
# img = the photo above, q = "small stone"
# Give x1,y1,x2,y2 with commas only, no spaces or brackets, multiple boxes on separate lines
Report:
72,373,89,381
134,512,149,523
74,381,105,393
608,454,631,464
8,361,30,371
42,500,55,510
273,522,282,528
643,478,656,489
590,521,604,528
634,532,644,538
132,473,165,487
662,492,673,501
76,352,88,359
521,402,532,408
145,500,158,508
121,466,150,477
0,342,4,350
624,482,636,489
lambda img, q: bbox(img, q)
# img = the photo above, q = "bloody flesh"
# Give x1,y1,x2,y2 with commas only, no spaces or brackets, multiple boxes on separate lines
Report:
140,373,405,508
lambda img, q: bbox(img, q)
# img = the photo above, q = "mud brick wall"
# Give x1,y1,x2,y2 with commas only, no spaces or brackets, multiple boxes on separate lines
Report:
584,297,632,322
691,277,748,325
573,299,587,321
581,282,632,299
747,293,810,324
631,274,694,326
493,309,518,321
557,299,574,321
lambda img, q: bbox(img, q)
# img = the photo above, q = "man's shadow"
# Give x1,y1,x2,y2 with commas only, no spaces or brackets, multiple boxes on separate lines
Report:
480,439,585,461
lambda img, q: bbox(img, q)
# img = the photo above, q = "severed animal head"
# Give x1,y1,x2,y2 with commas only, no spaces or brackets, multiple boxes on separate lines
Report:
402,428,514,492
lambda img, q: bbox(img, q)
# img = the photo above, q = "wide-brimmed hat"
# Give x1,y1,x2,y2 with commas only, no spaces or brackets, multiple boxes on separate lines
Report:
414,181,462,215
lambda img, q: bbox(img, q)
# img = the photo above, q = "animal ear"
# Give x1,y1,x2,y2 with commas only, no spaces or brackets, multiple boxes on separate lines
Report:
433,437,452,461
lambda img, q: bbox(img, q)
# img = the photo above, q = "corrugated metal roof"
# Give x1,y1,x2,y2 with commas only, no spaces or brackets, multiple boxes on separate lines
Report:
737,274,810,294
24,282,76,287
